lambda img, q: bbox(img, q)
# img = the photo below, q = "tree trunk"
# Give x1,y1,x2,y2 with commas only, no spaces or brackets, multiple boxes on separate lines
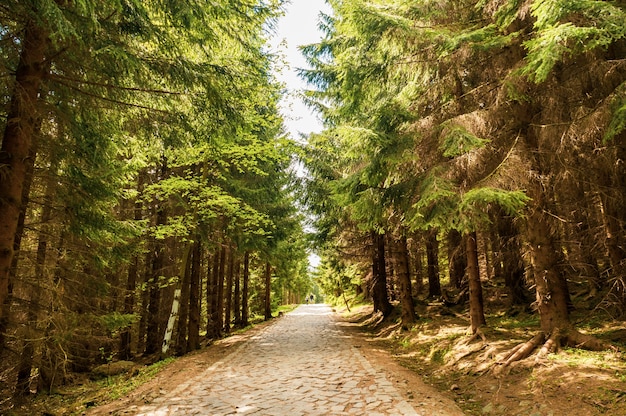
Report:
187,239,201,351
466,232,486,333
175,245,192,355
233,256,241,327
426,229,442,298
145,211,167,355
241,251,250,327
410,236,424,297
394,235,417,328
495,213,528,307
447,230,466,289
15,165,59,395
371,232,393,317
216,245,226,336
207,250,220,339
120,175,144,360
0,23,48,347
526,208,571,334
264,261,272,321
224,246,234,333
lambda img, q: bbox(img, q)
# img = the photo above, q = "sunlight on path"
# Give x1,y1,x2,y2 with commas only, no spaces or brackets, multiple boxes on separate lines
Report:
129,304,445,415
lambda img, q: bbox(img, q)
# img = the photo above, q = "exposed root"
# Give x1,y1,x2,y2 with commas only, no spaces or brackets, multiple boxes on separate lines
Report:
501,332,545,367
496,327,617,372
565,329,616,352
448,341,487,366
465,326,487,344
535,329,560,362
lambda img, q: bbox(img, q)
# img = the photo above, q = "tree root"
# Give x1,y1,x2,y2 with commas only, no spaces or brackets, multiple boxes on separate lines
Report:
465,326,487,344
500,332,546,367
496,327,616,372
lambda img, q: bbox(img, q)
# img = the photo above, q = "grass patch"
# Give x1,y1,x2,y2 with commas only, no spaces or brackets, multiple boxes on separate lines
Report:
97,357,176,401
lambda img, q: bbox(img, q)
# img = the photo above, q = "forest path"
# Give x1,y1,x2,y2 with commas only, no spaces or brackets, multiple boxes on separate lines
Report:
110,304,464,415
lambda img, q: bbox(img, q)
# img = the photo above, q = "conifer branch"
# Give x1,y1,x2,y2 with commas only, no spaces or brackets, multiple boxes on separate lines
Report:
55,80,172,114
51,74,185,95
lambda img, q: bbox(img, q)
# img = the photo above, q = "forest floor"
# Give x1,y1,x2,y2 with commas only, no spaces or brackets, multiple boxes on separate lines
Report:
10,299,626,415
341,298,626,416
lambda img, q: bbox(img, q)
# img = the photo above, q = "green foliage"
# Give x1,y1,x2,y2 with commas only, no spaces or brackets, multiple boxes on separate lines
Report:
439,123,491,157
455,188,529,232
523,0,626,82
605,85,626,142
97,313,139,333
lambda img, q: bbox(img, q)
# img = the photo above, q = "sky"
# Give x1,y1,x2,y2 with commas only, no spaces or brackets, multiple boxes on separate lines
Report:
269,1,332,269
270,0,332,141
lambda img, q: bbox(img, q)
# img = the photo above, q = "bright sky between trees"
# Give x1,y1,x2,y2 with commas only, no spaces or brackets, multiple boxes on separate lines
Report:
271,1,331,269
271,0,331,140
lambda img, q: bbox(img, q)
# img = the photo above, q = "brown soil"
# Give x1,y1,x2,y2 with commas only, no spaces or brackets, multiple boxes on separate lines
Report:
339,303,626,416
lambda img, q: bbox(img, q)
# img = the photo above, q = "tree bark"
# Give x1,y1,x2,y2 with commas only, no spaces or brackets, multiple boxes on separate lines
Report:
466,232,486,333
233,256,241,327
371,232,393,317
526,207,571,334
410,235,424,297
264,261,272,321
15,175,54,396
447,230,466,289
394,235,417,328
426,229,442,298
495,213,528,307
175,245,192,355
145,184,167,355
120,175,144,360
241,251,250,327
207,250,220,339
224,246,234,333
216,245,226,336
187,239,201,351
0,23,48,347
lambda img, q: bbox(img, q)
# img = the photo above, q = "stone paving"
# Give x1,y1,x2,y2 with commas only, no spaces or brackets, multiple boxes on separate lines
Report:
130,304,431,415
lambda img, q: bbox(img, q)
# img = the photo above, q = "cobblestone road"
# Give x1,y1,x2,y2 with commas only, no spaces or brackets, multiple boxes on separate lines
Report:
129,304,450,415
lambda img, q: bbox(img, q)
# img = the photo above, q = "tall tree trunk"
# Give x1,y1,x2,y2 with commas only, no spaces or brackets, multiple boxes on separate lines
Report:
264,261,272,321
426,229,442,298
175,245,192,355
187,239,201,351
1,143,38,356
233,256,241,327
15,174,54,396
224,247,234,333
371,232,392,317
394,235,417,328
207,250,220,339
145,215,166,355
495,213,528,307
0,24,48,348
137,245,153,354
120,174,144,360
216,245,226,336
466,232,486,333
447,230,466,289
526,207,571,334
145,160,168,355
599,193,626,288
410,235,424,297
241,251,250,327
